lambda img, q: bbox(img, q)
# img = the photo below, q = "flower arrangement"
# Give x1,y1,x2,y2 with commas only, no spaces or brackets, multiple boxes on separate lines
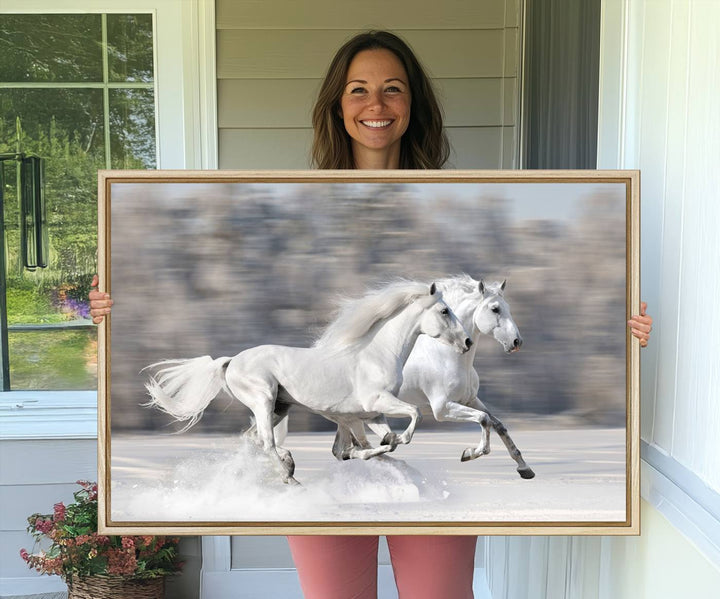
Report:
20,481,182,584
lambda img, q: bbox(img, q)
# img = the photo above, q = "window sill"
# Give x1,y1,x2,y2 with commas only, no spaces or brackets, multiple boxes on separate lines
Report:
0,391,97,440
642,441,720,567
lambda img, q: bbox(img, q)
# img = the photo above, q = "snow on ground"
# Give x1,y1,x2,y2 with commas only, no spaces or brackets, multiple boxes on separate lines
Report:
110,426,626,523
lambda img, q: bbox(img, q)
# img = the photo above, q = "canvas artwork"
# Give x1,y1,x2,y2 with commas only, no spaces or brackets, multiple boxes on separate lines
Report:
98,170,639,535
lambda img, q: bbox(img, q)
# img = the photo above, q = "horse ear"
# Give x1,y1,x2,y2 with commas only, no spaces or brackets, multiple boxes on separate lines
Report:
500,279,507,292
430,282,437,295
478,279,485,295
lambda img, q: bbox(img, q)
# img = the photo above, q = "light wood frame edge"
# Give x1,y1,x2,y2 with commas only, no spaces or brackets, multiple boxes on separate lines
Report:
96,169,641,536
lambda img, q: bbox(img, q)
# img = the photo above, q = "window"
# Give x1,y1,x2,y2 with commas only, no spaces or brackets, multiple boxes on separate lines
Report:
0,13,156,390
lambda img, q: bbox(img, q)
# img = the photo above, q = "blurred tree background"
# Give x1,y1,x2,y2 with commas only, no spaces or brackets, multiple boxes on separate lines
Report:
109,182,627,433
0,13,155,389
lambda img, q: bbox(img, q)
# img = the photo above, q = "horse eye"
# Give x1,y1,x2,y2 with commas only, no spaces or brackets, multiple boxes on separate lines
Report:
440,308,449,315
491,306,500,314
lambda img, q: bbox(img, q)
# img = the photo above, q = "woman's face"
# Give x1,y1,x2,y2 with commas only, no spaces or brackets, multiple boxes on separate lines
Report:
340,49,411,167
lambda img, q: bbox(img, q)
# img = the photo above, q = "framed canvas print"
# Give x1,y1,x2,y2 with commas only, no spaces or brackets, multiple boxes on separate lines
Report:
97,170,640,535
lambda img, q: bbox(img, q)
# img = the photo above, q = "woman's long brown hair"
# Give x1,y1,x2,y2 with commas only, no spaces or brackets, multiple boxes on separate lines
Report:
311,31,449,170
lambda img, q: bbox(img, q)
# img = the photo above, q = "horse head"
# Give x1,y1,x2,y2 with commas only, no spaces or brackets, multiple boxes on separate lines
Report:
474,279,523,353
418,283,473,354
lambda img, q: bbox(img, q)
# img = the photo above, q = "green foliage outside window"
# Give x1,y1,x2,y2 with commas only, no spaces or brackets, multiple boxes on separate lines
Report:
0,13,156,390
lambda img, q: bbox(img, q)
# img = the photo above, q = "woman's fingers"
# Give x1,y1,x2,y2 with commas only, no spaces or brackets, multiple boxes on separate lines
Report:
628,326,650,346
89,295,113,307
89,274,113,324
90,305,112,324
627,302,653,348
627,317,652,333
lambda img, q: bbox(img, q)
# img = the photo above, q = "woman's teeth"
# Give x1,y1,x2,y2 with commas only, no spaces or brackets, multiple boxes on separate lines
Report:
362,120,392,128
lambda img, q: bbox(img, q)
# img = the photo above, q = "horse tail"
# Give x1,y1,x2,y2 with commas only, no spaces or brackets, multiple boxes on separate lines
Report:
144,355,232,433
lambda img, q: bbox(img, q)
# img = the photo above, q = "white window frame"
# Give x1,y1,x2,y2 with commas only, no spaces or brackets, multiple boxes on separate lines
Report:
0,0,217,441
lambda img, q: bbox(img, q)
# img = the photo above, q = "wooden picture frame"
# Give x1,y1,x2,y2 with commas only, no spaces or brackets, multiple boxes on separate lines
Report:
98,170,640,535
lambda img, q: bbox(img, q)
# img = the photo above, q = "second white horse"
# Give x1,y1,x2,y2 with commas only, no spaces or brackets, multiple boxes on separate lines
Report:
333,275,535,479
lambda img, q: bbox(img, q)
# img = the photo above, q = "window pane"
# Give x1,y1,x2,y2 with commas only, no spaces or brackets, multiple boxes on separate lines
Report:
1,88,105,276
0,14,102,82
8,329,97,390
107,14,154,83
0,89,106,161
2,89,103,390
110,89,157,168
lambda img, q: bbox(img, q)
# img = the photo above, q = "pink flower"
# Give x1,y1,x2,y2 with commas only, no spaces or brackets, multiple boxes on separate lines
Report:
121,537,135,549
34,518,54,535
20,481,181,580
107,548,137,576
53,502,66,522
42,556,63,576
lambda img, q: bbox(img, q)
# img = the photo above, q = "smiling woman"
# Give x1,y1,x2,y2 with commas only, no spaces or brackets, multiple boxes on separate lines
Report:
311,30,449,170
340,49,412,169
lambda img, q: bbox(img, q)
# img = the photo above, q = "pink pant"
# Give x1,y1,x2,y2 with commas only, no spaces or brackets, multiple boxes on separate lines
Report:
287,535,477,599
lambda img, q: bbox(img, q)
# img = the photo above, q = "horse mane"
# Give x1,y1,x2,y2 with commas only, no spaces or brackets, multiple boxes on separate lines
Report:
434,274,481,307
435,274,504,308
314,280,432,349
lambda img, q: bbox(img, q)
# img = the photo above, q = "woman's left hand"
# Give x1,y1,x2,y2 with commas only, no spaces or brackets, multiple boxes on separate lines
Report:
628,301,653,348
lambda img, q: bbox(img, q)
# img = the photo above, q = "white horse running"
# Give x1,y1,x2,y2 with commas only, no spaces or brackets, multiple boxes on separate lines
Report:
333,276,535,479
144,281,472,483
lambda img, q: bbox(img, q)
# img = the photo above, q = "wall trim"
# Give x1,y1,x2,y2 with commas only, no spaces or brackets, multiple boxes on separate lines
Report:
200,536,231,572
642,441,720,522
641,446,720,567
198,0,218,169
0,392,96,440
0,576,66,597
180,0,218,169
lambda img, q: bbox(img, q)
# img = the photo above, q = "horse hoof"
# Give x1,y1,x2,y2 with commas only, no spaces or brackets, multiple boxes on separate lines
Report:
285,476,302,486
518,467,535,479
460,448,474,462
381,432,398,447
280,456,295,477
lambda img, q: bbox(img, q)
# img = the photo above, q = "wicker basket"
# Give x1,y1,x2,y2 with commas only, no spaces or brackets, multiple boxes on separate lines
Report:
67,575,164,599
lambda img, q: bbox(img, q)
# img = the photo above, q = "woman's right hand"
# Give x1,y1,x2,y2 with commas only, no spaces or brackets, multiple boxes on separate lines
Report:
89,274,113,324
